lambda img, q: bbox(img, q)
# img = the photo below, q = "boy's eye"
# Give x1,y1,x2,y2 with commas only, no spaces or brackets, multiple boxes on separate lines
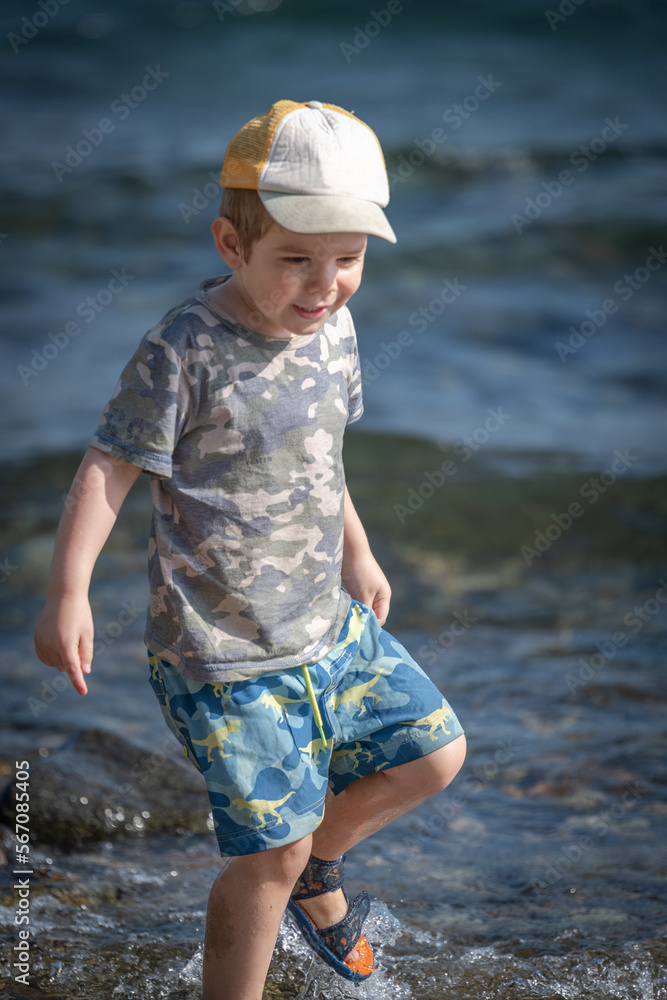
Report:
282,255,363,265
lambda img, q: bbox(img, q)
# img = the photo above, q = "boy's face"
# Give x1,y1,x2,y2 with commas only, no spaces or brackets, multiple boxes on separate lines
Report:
211,219,367,340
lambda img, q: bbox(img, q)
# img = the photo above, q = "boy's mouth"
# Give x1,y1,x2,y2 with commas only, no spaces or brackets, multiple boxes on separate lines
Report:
293,304,329,320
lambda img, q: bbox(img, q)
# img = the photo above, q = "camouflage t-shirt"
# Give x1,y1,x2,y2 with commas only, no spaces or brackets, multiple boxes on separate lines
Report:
90,273,364,682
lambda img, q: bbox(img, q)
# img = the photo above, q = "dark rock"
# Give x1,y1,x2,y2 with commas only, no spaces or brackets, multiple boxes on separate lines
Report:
0,728,212,848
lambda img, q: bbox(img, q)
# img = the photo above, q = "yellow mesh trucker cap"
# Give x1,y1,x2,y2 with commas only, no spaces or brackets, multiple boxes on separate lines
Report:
220,99,397,243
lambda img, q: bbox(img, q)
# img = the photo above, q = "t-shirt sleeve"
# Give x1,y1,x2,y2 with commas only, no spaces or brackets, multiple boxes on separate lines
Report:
89,324,192,478
346,323,364,426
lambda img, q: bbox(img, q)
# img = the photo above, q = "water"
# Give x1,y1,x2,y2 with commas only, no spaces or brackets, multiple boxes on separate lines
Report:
1,0,666,471
1,1,667,996
1,540,666,997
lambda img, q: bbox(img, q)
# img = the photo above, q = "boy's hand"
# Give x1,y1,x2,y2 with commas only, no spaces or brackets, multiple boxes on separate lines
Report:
33,445,142,698
34,595,94,696
341,482,391,625
341,550,391,627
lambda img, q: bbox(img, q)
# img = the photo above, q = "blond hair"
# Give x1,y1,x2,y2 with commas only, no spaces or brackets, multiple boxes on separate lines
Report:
218,188,276,262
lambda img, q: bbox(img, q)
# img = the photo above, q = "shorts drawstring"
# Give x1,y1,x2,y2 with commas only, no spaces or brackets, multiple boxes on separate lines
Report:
300,664,328,745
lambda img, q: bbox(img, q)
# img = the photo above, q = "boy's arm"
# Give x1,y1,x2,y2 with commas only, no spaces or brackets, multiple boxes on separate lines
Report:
341,481,391,626
34,445,143,695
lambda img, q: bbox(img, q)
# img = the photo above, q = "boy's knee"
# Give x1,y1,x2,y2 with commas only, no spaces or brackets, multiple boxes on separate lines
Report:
423,734,467,795
449,732,467,775
275,834,313,881
227,834,313,885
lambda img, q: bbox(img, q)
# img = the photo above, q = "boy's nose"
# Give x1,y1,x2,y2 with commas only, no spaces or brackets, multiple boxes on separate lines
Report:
305,262,336,295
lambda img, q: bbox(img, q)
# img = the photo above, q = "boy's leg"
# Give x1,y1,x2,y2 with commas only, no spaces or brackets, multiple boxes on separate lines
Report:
314,734,466,859
291,600,467,938
145,653,326,1000
203,834,313,1000
294,735,466,932
203,739,465,1000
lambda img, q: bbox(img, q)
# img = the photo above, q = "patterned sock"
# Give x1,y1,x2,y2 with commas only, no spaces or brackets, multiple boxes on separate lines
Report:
290,852,346,900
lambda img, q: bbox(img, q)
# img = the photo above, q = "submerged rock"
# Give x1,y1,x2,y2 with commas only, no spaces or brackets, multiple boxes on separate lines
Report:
0,728,212,847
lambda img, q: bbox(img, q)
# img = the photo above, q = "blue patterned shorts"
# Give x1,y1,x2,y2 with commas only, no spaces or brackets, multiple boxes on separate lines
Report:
147,599,464,856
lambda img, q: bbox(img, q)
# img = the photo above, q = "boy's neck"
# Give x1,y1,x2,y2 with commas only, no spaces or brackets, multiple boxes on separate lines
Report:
207,274,295,341
204,275,247,327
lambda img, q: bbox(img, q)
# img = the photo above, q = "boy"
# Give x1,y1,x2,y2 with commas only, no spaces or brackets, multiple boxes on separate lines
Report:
35,100,466,1000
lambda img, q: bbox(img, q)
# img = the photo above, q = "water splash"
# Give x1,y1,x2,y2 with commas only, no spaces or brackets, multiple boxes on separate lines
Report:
179,944,204,987
275,900,410,1000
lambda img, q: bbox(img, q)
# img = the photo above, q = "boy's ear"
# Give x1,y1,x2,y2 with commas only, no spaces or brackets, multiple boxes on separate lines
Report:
211,216,244,269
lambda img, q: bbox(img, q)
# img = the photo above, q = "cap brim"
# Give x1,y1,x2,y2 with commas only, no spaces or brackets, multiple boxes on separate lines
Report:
259,191,397,243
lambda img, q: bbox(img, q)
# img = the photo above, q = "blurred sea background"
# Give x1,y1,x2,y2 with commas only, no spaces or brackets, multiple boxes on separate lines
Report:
1,1,666,998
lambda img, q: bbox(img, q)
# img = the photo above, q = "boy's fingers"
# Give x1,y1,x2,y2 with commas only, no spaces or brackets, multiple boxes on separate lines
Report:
373,592,391,626
35,607,93,694
63,643,88,696
34,638,54,669
79,632,94,674
68,664,88,696
35,631,66,670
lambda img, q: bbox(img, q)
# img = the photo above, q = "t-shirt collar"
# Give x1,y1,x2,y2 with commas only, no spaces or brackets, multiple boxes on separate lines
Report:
196,274,318,351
